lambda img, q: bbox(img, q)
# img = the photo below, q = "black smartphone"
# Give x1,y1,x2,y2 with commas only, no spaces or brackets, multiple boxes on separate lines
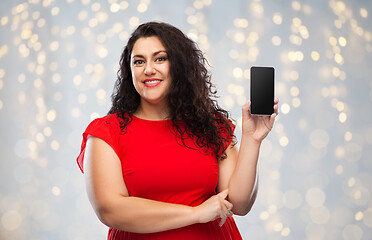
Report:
250,66,275,115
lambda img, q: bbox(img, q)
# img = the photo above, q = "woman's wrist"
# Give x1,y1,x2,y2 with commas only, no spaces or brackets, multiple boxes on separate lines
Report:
241,133,263,146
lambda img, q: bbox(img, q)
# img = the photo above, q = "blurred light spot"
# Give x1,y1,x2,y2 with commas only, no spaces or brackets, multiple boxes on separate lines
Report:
339,37,347,47
233,68,243,78
71,107,81,118
1,16,8,26
137,3,148,13
52,186,61,196
52,73,62,84
292,97,301,108
289,70,299,81
351,186,370,206
279,136,289,147
281,227,290,236
335,146,346,158
280,103,290,114
36,132,45,143
290,34,302,45
273,13,282,24
306,188,326,207
96,88,106,100
273,222,283,232
95,45,108,58
120,1,129,10
250,2,263,15
44,127,52,137
283,190,302,209
290,86,299,96
310,129,329,148
360,8,368,18
0,45,8,58
339,112,347,123
334,53,344,65
69,59,77,68
51,140,60,150
344,131,352,141
272,36,281,46
88,18,98,28
119,31,128,41
223,95,235,109
234,18,248,28
355,211,363,221
51,6,59,16
194,1,204,9
260,211,269,220
335,164,343,174
49,41,59,51
311,51,320,61
73,75,82,86
78,10,88,20
78,94,87,104
310,206,330,224
0,100,3,110
90,112,100,120
18,91,26,104
85,64,94,74
342,224,363,240
268,205,278,214
234,32,245,43
47,110,56,122
129,17,139,27
1,210,22,231
110,3,120,12
329,36,337,46
292,1,301,11
187,15,198,25
243,69,250,79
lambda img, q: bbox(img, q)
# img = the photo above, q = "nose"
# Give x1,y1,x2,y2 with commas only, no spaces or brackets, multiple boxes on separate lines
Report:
144,62,156,76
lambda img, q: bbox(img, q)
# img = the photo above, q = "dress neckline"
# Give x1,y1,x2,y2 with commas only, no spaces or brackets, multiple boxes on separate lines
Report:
132,114,172,123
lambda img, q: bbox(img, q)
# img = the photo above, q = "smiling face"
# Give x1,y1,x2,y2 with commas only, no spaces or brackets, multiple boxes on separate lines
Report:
130,36,172,109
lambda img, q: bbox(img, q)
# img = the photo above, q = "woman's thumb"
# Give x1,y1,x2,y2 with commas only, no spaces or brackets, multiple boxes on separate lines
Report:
217,189,229,199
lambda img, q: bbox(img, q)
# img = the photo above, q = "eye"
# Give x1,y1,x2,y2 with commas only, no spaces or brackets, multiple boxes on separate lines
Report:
155,57,167,62
133,59,145,66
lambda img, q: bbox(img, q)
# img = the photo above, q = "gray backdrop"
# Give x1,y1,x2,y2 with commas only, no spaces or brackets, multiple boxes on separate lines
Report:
1,0,372,239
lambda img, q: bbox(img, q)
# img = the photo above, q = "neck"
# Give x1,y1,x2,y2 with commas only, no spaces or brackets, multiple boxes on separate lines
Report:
134,100,170,121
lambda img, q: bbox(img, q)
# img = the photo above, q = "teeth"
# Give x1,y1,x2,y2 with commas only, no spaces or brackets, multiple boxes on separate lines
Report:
145,80,161,84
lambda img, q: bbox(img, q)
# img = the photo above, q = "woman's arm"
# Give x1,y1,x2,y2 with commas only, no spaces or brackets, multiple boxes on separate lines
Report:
217,99,278,216
84,136,233,233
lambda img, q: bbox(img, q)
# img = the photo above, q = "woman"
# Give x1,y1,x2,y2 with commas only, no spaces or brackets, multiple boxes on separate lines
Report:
77,22,279,239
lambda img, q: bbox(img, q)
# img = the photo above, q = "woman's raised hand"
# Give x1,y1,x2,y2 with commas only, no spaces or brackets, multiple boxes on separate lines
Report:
193,189,233,227
241,98,279,142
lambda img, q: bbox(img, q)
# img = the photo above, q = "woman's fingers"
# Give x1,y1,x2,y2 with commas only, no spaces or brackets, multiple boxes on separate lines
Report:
217,189,229,199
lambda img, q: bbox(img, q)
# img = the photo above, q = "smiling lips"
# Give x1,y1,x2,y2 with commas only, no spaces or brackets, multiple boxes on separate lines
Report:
143,78,162,87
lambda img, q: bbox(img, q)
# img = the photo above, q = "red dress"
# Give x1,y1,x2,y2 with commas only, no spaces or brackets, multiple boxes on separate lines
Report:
77,114,242,240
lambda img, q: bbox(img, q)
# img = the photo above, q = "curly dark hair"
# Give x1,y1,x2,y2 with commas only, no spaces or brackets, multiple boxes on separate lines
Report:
108,21,236,160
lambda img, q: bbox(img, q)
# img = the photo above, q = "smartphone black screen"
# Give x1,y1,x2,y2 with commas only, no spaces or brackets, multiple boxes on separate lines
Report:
250,66,275,115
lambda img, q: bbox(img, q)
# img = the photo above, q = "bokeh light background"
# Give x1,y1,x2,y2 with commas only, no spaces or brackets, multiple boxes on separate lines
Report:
1,0,372,239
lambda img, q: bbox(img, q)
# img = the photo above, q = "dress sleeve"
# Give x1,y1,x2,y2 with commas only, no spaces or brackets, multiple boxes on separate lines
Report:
76,115,120,173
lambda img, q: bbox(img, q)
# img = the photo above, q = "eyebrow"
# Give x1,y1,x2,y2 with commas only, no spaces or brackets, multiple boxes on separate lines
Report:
132,50,167,59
